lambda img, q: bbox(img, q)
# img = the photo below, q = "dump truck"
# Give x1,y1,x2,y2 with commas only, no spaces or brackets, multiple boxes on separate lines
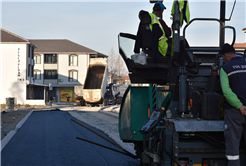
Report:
117,1,246,166
83,58,108,107
74,85,85,106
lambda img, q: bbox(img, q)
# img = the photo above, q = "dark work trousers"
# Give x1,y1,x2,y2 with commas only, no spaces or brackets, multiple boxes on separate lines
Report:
224,108,246,166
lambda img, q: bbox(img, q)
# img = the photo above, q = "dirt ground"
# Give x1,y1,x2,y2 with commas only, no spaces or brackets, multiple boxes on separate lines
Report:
1,110,31,140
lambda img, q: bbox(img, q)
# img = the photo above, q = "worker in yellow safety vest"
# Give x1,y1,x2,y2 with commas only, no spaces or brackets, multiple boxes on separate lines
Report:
134,2,171,62
171,0,190,27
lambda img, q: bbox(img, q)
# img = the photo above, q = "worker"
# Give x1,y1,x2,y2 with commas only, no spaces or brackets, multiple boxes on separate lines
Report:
66,95,71,106
171,0,190,27
49,94,53,106
134,2,171,62
220,43,246,166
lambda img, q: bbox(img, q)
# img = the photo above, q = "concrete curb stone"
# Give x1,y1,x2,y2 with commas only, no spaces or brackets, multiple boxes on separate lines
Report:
99,105,120,118
1,110,33,151
15,111,33,130
1,130,17,151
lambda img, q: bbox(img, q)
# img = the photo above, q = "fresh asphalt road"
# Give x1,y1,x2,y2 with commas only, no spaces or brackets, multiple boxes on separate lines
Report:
1,110,139,166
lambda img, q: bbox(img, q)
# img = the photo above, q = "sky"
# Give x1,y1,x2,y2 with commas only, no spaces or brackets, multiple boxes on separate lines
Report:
0,0,245,56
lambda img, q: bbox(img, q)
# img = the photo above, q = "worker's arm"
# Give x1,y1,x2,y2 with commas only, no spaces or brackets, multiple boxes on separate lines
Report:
152,24,160,61
220,68,243,109
159,19,171,38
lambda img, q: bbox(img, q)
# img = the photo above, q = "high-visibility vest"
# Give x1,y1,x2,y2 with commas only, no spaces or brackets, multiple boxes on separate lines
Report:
149,13,168,57
171,0,190,27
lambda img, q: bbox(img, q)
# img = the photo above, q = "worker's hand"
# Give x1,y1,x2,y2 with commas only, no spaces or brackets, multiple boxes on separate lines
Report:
239,105,246,116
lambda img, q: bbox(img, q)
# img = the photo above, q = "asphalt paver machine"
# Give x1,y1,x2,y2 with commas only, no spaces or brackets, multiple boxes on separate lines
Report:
118,0,246,165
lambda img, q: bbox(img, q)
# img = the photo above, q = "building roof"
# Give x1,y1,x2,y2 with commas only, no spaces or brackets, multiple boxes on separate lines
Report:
243,28,246,33
234,42,246,48
121,75,130,80
1,28,29,42
29,39,107,57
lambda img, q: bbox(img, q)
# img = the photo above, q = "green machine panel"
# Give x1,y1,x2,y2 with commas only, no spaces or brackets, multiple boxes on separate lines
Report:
119,85,172,142
119,86,149,142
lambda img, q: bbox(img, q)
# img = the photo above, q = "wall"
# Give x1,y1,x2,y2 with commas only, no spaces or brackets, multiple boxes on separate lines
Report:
1,43,27,104
33,53,44,84
58,53,89,85
26,99,45,105
1,43,38,104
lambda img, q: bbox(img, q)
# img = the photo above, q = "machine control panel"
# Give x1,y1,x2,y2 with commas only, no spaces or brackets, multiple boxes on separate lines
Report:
139,108,165,134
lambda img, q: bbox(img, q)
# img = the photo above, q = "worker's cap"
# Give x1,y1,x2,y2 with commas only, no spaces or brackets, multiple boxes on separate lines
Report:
153,2,166,11
219,43,235,55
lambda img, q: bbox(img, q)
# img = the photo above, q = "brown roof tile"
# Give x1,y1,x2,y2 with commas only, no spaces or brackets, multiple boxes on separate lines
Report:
120,75,130,80
29,39,107,57
233,42,246,48
1,28,29,42
29,39,93,53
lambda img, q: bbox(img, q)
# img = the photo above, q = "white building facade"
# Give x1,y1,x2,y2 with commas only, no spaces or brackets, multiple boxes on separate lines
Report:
0,29,46,105
0,29,107,105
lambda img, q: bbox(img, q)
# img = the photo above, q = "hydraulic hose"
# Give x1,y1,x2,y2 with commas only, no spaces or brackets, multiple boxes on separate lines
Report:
71,119,138,159
195,133,225,148
76,137,138,159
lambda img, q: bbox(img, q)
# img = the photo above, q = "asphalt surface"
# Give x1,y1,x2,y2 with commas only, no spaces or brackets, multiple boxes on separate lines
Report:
1,110,139,166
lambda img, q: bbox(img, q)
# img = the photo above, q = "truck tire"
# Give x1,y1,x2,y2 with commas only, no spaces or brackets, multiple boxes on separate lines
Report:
100,99,108,107
104,99,108,106
134,142,143,157
86,103,91,107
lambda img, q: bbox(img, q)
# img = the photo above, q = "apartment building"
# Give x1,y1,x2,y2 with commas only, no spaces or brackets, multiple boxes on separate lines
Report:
29,39,107,103
0,28,45,105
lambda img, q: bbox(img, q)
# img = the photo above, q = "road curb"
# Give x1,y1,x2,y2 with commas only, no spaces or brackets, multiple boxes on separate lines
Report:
98,105,120,118
1,130,17,151
1,110,33,152
15,111,33,130
99,109,119,118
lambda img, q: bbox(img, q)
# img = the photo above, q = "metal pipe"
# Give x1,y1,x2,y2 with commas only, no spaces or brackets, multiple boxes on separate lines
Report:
71,119,136,157
219,0,226,47
76,137,138,159
179,68,187,114
209,64,219,92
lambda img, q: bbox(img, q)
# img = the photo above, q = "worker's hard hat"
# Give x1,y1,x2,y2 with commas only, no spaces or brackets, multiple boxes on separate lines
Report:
153,2,166,11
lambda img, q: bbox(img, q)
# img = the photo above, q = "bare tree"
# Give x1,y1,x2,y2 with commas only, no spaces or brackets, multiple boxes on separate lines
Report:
107,48,128,83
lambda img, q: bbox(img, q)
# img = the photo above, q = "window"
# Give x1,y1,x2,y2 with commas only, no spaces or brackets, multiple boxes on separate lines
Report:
31,65,34,77
31,47,34,59
34,54,41,64
69,70,78,82
44,70,58,79
28,64,30,76
44,54,57,64
28,46,30,58
69,54,78,66
34,70,41,80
